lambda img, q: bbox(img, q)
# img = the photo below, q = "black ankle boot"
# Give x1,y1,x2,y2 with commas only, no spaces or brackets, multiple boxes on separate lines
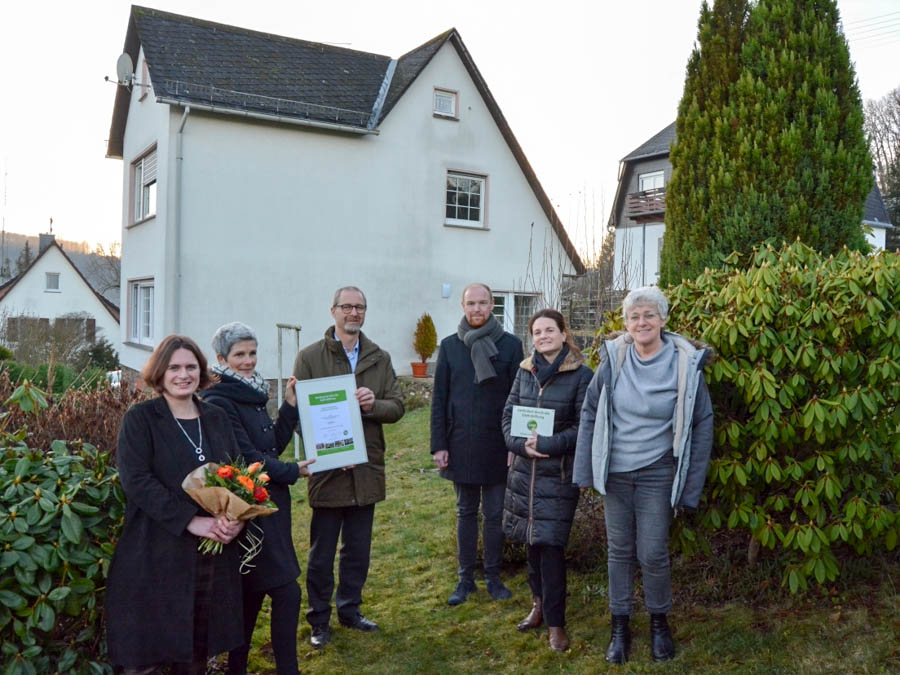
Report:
650,613,676,661
605,614,631,664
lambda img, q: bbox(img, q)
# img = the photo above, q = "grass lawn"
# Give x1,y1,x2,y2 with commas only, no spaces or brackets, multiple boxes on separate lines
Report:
239,407,899,673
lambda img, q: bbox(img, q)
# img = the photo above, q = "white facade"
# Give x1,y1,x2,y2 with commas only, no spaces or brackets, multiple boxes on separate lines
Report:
863,221,889,250
613,221,665,289
0,244,119,347
117,43,577,377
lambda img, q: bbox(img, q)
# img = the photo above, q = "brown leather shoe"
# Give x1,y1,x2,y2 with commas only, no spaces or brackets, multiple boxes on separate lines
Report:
548,626,569,652
516,596,543,632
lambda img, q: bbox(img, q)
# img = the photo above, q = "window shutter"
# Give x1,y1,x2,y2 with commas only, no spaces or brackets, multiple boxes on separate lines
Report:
86,318,96,343
143,151,157,184
7,317,18,342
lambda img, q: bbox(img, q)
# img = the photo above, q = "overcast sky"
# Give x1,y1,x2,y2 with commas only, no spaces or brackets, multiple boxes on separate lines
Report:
0,0,898,254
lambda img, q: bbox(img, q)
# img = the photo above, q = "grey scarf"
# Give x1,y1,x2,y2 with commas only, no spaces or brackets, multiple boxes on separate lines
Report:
458,314,505,383
211,364,269,397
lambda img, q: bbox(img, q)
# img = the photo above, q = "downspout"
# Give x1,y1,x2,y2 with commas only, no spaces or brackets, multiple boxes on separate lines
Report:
174,107,190,332
641,221,647,286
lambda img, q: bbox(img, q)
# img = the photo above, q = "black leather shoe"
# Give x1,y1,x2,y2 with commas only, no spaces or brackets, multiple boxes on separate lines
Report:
448,580,476,606
309,624,331,649
339,613,378,632
485,578,512,601
605,614,631,665
650,613,676,661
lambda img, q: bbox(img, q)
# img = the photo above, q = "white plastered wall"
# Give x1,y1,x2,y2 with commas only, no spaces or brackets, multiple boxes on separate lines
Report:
120,41,576,377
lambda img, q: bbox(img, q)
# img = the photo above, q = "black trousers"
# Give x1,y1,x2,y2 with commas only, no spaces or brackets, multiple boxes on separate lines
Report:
526,544,567,627
306,504,375,627
227,580,301,675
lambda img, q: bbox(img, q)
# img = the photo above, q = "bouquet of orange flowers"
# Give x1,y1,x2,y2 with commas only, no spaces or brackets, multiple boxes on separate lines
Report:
182,460,278,561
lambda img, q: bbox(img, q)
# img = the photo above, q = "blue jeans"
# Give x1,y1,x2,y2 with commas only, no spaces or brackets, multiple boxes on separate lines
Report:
604,454,674,615
454,482,505,582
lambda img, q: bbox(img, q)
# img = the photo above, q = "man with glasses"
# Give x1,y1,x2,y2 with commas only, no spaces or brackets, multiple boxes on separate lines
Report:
293,286,405,648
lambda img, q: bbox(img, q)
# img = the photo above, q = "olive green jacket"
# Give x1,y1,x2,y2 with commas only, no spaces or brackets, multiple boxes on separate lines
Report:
292,327,405,508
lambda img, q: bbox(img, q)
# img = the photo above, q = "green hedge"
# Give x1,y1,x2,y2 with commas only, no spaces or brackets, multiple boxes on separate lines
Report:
0,383,125,673
594,241,899,592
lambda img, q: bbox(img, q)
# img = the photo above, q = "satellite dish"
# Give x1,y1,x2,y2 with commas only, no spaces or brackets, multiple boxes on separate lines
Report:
116,53,134,85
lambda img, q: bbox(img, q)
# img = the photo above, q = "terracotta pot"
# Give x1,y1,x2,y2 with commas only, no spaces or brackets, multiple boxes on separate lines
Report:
411,362,428,378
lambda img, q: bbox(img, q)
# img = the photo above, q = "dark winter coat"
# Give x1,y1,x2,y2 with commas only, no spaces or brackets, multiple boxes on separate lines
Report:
430,331,523,485
202,374,301,592
105,396,243,668
292,327,405,508
502,349,593,547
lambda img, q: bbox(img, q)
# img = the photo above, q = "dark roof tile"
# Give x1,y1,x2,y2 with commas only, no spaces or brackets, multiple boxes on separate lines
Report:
133,6,389,128
622,122,676,161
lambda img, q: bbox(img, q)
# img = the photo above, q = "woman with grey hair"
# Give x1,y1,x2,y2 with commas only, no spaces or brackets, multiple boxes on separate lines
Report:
203,321,313,675
573,287,714,664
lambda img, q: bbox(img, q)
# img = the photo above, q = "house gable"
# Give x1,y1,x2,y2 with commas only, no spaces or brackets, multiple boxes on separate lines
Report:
107,8,583,273
0,241,120,348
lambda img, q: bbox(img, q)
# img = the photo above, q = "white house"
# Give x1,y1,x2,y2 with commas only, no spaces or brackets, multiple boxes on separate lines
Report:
610,122,895,289
107,6,583,379
0,234,120,349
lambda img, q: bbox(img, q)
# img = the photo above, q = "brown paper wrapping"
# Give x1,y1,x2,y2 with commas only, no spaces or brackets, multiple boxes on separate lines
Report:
182,462,278,521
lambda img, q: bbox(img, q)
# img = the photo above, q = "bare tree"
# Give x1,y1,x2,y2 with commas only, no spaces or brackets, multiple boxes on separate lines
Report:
864,85,900,248
88,242,121,296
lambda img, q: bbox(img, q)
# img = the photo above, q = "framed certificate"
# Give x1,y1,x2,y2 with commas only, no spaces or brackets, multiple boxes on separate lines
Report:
294,374,368,473
509,405,555,438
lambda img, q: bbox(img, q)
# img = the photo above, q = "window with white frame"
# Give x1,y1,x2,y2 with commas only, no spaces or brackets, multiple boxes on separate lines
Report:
132,148,157,223
493,292,540,346
45,272,60,291
433,88,458,118
445,172,485,227
638,170,664,192
129,279,154,345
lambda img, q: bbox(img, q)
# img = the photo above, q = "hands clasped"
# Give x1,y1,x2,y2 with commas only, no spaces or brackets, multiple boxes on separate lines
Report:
187,515,244,544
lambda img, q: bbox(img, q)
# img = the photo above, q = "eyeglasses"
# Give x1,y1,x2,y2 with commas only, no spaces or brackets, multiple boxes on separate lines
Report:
626,312,660,323
335,304,367,314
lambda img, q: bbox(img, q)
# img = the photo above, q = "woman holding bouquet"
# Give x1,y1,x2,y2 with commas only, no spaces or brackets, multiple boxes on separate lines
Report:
106,335,245,673
204,322,313,675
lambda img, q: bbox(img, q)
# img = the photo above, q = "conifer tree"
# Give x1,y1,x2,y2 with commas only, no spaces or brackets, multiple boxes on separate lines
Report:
661,0,750,286
661,0,872,285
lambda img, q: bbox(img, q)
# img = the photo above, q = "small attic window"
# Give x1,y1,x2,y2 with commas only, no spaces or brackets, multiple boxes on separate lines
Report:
46,272,60,292
434,88,458,119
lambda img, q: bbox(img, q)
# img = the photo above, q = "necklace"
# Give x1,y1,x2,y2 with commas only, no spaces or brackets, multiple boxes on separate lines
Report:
173,416,206,462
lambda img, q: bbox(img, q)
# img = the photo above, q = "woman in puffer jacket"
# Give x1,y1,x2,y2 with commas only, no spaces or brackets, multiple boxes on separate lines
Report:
501,309,593,652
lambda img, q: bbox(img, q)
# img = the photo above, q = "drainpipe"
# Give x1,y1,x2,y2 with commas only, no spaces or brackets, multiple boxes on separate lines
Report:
173,107,190,332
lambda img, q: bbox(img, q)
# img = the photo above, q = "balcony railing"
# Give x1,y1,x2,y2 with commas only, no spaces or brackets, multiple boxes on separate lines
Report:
625,187,666,220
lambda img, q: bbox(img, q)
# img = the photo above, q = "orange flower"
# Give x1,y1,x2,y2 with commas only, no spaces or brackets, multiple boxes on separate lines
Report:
258,473,270,484
216,465,235,480
237,475,255,492
253,486,269,503
247,461,263,475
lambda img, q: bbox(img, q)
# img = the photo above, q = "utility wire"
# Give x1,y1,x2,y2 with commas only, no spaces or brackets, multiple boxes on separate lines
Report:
845,18,900,39
843,10,900,27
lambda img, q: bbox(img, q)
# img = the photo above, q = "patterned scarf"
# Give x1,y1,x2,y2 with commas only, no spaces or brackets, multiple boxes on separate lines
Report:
211,364,269,397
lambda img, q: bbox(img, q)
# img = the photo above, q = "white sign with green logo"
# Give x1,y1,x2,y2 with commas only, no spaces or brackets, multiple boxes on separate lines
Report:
510,405,555,438
295,374,368,473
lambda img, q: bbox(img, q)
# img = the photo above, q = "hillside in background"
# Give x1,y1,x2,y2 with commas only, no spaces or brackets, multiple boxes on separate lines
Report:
1,232,120,304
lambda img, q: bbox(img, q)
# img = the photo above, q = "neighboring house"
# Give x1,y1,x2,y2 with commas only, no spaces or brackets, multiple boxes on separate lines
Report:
0,234,120,350
610,121,895,289
107,6,583,379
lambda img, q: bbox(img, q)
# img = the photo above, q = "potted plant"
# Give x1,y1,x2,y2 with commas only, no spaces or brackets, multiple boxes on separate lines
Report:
411,312,437,378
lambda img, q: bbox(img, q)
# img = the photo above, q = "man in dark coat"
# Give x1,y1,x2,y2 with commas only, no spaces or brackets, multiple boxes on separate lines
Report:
293,286,404,649
430,282,523,605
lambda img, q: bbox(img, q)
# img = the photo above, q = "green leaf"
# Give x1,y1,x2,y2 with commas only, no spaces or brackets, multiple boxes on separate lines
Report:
47,586,71,603
60,509,83,545
0,590,26,609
